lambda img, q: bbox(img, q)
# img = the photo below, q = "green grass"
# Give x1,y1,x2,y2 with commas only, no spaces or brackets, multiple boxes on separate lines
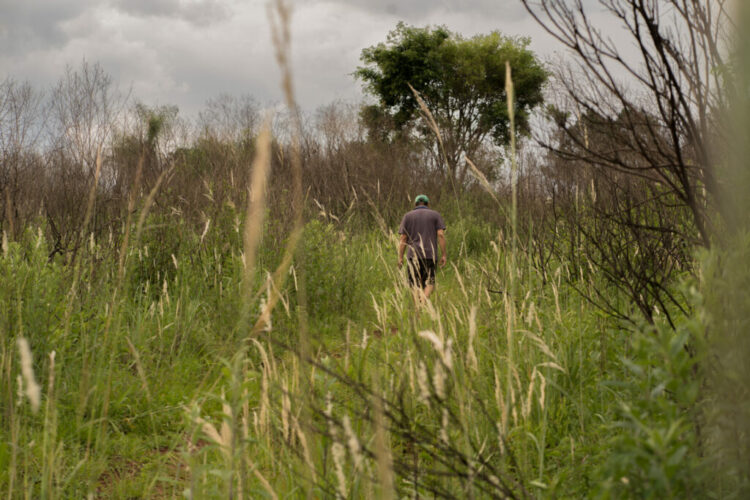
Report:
0,212,705,498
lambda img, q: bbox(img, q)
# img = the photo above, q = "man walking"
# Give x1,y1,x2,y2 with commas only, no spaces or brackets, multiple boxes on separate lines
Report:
398,194,447,301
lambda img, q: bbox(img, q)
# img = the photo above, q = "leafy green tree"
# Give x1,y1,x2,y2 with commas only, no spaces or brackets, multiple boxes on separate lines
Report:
356,23,547,183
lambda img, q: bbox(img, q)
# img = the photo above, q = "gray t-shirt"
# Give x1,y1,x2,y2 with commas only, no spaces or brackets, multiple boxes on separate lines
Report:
398,206,446,260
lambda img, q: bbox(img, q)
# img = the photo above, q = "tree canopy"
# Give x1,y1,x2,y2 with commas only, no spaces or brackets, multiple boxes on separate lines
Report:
356,23,547,182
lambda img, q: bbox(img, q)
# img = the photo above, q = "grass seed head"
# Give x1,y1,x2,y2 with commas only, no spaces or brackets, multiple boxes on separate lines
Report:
418,362,431,404
433,363,446,399
17,337,41,413
332,441,347,498
440,408,449,445
343,415,363,470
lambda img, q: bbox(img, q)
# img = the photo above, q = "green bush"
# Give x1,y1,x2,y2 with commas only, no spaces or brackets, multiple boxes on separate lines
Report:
596,315,704,498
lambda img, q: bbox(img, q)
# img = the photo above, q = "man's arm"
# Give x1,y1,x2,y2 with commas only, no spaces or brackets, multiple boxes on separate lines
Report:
437,229,447,267
398,234,408,268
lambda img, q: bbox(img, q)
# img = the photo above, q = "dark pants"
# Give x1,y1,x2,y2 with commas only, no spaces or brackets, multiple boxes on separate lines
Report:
407,258,436,289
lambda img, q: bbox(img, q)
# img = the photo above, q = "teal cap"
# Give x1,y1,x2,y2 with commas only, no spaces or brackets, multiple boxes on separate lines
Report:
414,194,430,205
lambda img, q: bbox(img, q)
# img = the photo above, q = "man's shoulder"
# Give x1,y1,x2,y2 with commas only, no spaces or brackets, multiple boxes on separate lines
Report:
403,208,445,222
426,208,444,220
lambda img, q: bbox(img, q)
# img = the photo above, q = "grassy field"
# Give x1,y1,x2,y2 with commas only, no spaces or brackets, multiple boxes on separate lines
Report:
0,206,706,498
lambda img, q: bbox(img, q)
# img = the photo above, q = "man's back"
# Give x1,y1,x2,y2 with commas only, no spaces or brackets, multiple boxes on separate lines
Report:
398,206,446,260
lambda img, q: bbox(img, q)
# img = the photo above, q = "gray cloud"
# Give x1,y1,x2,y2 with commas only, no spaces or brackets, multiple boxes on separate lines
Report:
319,0,529,24
0,0,625,119
113,0,181,18
0,0,100,55
112,0,231,27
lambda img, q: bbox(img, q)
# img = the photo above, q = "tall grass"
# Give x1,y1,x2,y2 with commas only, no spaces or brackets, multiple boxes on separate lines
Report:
1,180,722,498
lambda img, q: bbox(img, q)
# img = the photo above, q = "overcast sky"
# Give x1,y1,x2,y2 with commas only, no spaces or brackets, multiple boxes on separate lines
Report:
0,0,620,117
